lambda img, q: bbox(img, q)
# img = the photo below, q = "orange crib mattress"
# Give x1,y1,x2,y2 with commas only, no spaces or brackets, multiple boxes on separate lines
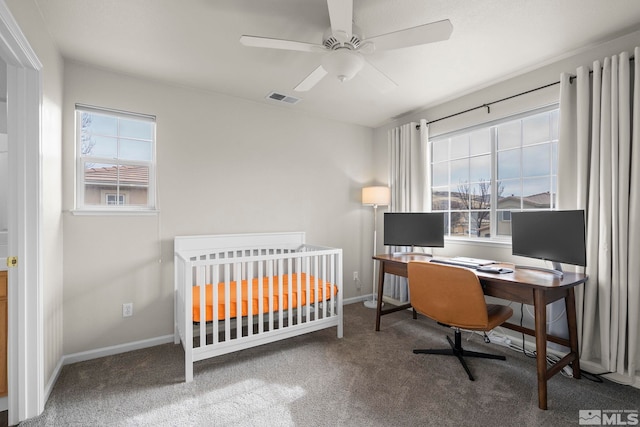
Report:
192,273,338,322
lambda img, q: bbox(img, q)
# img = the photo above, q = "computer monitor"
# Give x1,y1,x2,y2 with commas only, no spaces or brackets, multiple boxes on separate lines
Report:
511,209,586,276
383,212,445,249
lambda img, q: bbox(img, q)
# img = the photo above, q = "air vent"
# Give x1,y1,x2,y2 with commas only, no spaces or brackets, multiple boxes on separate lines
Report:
266,92,301,105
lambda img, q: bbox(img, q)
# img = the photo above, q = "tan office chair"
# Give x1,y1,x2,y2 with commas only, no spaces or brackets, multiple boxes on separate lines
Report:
407,261,513,381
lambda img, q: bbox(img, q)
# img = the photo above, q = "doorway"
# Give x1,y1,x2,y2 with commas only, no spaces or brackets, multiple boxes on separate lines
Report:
0,3,44,425
0,56,7,414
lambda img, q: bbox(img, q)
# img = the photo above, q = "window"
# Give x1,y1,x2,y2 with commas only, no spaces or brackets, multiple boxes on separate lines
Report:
430,107,558,239
76,105,156,211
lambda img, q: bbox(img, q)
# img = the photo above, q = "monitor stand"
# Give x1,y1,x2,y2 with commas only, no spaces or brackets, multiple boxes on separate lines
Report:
515,261,563,278
392,246,433,257
392,251,432,257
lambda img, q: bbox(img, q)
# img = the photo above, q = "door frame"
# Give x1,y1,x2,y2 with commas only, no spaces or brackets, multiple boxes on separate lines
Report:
0,2,44,424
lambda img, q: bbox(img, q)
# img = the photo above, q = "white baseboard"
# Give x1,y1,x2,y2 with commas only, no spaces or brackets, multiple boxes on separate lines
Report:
344,295,370,305
63,334,175,366
43,298,365,401
62,299,359,368
43,356,64,406
44,334,175,401
488,329,640,389
579,359,640,389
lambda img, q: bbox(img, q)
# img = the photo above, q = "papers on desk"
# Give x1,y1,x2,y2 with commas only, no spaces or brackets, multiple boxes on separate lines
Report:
429,259,481,269
451,256,496,266
429,256,497,269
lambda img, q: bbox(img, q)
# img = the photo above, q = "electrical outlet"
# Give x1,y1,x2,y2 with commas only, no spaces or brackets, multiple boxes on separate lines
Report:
353,271,361,289
122,302,133,318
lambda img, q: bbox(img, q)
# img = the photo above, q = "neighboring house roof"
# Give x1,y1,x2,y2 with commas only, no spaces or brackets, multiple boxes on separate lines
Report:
499,191,554,209
432,190,554,210
523,191,554,206
84,165,148,186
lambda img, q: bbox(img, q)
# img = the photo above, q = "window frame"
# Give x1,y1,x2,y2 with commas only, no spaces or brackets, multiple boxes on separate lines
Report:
74,104,157,213
429,104,558,242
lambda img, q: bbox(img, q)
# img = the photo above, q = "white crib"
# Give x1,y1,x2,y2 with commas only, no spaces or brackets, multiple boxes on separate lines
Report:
174,232,343,382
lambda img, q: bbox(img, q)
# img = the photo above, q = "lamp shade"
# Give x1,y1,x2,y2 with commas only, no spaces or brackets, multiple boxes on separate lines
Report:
362,186,390,206
322,49,364,82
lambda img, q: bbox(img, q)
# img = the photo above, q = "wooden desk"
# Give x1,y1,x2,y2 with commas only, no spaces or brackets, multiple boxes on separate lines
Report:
373,253,588,410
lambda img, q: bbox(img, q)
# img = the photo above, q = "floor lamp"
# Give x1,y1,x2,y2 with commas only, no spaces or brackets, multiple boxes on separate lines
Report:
362,186,390,309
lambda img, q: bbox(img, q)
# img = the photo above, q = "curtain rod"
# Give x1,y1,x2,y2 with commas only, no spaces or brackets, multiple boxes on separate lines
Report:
417,55,635,129
569,55,635,83
416,80,560,129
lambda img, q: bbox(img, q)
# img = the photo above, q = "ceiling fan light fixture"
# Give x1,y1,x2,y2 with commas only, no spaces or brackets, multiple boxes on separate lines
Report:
240,1,453,92
321,49,364,82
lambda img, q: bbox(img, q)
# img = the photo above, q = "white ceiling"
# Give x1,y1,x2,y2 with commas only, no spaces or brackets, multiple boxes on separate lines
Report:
34,0,640,128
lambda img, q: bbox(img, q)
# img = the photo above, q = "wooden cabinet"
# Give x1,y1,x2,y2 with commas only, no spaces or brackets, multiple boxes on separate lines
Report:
0,270,6,397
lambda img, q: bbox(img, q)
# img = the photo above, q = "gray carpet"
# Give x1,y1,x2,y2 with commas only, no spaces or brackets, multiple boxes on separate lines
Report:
20,303,638,426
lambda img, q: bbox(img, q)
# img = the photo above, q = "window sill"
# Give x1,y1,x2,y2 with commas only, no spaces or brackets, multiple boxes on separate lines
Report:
69,209,159,216
444,236,511,249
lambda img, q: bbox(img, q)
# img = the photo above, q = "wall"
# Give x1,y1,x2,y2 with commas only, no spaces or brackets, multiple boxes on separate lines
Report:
62,61,374,355
6,0,65,398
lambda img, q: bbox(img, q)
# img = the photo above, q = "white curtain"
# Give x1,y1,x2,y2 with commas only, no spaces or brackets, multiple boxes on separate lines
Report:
558,47,640,383
385,119,429,302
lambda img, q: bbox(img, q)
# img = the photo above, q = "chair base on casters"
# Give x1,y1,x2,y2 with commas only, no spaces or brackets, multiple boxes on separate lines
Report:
413,329,506,381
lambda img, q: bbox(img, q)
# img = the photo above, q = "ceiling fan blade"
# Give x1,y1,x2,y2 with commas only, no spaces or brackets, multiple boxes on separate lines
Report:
327,0,353,42
359,60,397,94
240,35,325,53
364,19,453,52
294,65,328,92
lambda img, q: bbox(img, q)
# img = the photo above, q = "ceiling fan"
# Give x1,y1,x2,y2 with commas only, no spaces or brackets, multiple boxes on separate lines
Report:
239,0,453,93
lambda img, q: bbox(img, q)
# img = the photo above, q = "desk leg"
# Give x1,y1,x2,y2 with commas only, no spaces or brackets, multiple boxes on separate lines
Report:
566,288,581,379
533,289,548,410
375,261,385,331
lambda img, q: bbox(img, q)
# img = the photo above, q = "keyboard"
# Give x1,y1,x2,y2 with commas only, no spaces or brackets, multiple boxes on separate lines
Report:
429,258,480,269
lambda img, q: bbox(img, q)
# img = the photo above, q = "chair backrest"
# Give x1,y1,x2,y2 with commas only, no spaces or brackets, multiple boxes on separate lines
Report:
408,261,489,329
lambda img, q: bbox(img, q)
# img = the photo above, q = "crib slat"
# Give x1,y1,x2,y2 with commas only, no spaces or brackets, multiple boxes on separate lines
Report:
197,265,206,346
305,257,311,321
212,262,219,345
287,257,293,327
224,263,231,342
278,258,284,329
319,254,325,319
296,257,302,325
329,253,335,317
235,262,242,340
313,255,319,320
258,261,264,334
247,261,254,337
268,260,274,332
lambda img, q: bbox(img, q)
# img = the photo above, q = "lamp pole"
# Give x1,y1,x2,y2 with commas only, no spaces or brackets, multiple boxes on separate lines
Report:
361,186,390,309
364,203,382,309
